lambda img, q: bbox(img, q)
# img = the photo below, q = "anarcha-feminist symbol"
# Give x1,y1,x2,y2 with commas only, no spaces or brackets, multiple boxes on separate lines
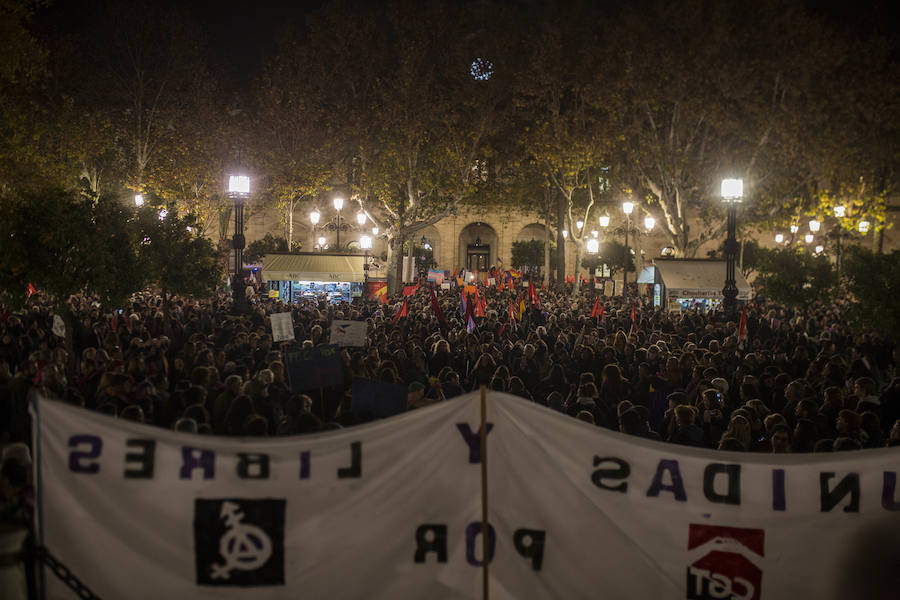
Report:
210,501,273,580
195,498,284,586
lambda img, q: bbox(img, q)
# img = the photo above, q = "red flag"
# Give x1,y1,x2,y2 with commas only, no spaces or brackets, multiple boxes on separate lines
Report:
508,298,517,328
430,287,447,324
498,323,505,336
508,278,515,291
599,304,605,323
738,305,748,347
452,266,458,279
590,298,601,318
528,278,541,309
26,283,36,299
474,288,485,317
402,284,417,296
465,293,477,332
391,299,408,324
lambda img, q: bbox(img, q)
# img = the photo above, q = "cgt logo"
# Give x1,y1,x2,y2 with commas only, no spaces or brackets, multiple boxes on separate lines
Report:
686,524,764,600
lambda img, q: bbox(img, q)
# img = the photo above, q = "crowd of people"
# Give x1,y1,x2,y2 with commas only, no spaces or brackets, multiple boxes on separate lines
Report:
2,283,899,454
1,280,899,594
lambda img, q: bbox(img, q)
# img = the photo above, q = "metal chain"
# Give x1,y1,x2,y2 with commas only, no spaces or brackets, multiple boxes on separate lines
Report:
35,546,102,600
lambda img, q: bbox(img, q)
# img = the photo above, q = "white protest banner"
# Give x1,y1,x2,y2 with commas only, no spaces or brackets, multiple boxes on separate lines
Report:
440,282,451,291
51,314,65,338
269,312,294,342
34,393,899,599
329,320,367,347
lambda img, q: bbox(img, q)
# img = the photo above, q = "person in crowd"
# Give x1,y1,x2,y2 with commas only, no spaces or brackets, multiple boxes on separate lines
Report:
1,282,896,457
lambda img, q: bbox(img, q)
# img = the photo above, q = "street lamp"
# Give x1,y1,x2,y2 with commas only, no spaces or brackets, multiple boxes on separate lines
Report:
576,220,584,230
858,220,870,234
134,194,144,207
809,219,821,233
774,233,784,244
804,233,814,244
357,212,367,226
317,236,327,250
598,214,610,228
372,226,379,236
333,196,344,249
158,208,168,220
622,201,634,298
562,229,568,239
586,237,599,254
644,216,655,230
228,174,251,313
834,205,846,218
814,245,824,254
720,178,743,319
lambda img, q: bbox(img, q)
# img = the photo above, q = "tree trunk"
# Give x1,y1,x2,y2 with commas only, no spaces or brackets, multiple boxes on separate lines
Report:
570,243,582,300
407,236,415,282
388,234,405,296
543,217,551,288
556,191,566,289
288,200,294,250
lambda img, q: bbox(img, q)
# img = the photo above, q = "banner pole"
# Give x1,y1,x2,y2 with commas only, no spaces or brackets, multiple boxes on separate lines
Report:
480,384,489,600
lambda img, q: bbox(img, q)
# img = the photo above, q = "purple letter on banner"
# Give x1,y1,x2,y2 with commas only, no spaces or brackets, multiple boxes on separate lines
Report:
179,447,215,480
456,423,494,464
68,434,102,473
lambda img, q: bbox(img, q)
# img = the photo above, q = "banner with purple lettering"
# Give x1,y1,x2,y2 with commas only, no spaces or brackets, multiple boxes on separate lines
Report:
33,393,899,599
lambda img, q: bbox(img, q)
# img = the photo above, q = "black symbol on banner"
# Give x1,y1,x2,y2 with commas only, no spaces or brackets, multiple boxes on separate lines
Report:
194,498,285,586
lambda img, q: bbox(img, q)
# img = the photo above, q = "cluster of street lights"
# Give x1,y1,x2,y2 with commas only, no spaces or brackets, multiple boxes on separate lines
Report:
310,197,370,251
773,204,872,279
581,200,656,298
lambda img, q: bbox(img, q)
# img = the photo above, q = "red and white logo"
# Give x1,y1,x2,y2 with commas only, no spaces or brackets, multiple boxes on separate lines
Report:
686,524,764,600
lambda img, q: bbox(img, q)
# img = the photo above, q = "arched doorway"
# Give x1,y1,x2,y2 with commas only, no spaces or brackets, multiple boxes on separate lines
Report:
516,223,551,242
458,222,498,271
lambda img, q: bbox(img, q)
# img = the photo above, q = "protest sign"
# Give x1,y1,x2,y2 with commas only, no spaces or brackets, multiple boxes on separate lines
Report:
284,345,344,392
33,391,899,599
329,320,367,347
52,314,65,338
350,376,408,419
270,312,295,342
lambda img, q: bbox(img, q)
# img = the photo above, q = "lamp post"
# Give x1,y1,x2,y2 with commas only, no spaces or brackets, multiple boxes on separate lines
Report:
228,174,251,313
720,178,743,319
622,201,633,298
134,194,144,207
333,196,344,250
360,234,372,291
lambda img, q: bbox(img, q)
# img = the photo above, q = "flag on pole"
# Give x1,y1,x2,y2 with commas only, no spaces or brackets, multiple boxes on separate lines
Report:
26,283,36,299
430,287,447,325
517,294,526,322
738,305,748,348
474,288,485,317
465,293,477,333
590,298,601,318
528,278,541,309
391,299,408,325
374,285,388,304
630,303,637,334
459,290,468,317
402,284,417,297
508,298,517,329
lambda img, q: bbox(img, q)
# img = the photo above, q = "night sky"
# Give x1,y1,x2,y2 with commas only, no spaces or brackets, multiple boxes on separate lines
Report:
31,0,900,93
